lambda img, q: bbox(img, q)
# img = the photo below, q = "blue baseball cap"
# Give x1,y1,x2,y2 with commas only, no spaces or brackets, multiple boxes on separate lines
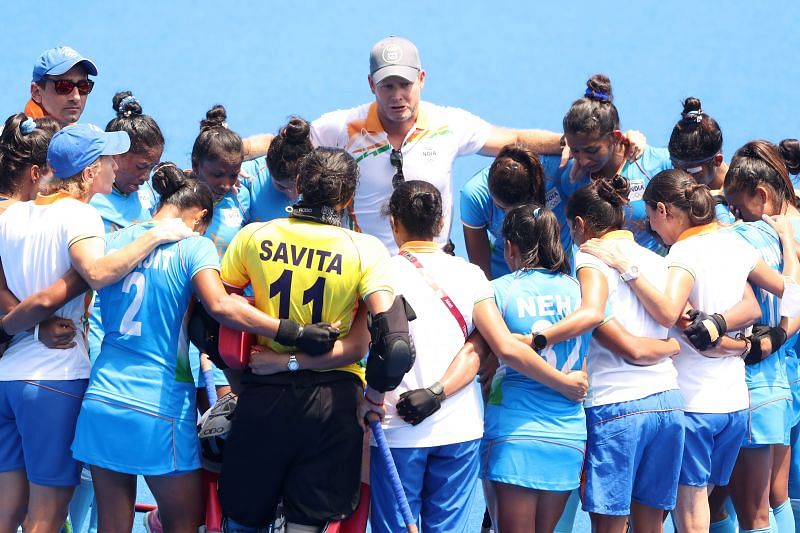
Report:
32,46,98,82
48,125,130,179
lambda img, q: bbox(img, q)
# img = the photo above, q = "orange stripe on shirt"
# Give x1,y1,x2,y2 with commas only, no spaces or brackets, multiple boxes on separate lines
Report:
24,99,47,119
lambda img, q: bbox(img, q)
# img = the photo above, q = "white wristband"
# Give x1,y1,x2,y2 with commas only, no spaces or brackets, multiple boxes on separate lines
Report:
33,323,40,343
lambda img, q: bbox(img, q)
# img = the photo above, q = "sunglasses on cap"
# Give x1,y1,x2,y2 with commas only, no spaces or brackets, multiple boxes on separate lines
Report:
45,78,95,96
390,148,404,188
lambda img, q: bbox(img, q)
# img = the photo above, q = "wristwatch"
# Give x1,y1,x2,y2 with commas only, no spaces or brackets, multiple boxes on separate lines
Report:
287,353,300,372
532,332,548,351
620,265,640,282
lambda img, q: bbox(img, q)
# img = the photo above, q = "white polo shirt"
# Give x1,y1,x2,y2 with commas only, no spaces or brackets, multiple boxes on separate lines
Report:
575,231,679,407
380,241,493,448
0,192,103,380
312,101,492,252
667,223,758,413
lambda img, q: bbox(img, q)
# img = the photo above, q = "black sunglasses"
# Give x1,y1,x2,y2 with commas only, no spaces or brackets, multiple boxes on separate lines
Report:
46,78,94,96
390,148,404,188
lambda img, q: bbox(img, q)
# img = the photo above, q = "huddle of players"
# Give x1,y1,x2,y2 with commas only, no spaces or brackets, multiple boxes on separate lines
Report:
2,38,800,533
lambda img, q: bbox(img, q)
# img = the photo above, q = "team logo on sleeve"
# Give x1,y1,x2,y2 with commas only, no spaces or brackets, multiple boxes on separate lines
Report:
221,208,243,228
629,180,646,202
137,188,153,209
546,188,562,210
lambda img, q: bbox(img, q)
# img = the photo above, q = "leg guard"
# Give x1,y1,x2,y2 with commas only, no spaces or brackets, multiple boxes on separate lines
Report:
365,296,416,393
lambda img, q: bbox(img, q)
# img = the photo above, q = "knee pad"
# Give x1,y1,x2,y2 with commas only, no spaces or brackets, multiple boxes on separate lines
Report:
365,296,416,393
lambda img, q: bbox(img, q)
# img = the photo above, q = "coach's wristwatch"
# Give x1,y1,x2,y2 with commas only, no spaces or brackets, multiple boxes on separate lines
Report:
287,353,300,372
620,265,640,283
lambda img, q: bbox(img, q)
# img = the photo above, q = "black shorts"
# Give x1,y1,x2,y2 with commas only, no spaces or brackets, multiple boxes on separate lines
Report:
218,370,364,527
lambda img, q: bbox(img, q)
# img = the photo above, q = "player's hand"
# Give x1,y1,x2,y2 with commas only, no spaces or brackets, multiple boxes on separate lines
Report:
297,322,340,355
580,239,629,273
248,345,284,375
396,384,445,426
275,318,340,355
683,309,727,351
148,217,198,245
358,390,386,432
478,352,499,400
557,370,589,402
745,324,787,365
621,129,647,161
763,214,796,243
559,135,571,169
37,316,77,349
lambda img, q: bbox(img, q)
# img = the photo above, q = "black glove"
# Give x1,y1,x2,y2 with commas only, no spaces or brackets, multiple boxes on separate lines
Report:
683,309,727,351
395,382,445,425
745,324,788,365
274,319,339,356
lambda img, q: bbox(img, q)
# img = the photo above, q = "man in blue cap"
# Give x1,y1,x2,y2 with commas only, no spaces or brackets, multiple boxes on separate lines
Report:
25,46,98,127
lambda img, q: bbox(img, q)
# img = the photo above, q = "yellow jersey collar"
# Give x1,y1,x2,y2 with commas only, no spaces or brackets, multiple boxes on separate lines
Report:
600,230,634,241
676,222,720,243
400,240,442,254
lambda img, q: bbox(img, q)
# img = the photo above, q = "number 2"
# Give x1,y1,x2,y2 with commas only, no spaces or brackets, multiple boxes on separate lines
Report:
120,272,145,336
269,269,326,322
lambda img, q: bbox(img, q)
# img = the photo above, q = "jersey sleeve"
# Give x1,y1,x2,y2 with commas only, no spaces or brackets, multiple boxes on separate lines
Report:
446,106,492,157
469,263,494,304
311,109,349,148
645,146,673,173
237,183,252,225
220,223,256,288
240,157,268,195
67,202,105,247
186,237,221,279
355,235,393,299
574,250,608,274
666,241,696,278
490,275,511,316
460,167,492,229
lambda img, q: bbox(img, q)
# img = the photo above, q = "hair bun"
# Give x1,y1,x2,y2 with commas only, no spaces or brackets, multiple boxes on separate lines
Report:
200,105,228,131
779,139,800,175
595,175,629,207
112,91,143,119
684,183,709,200
585,74,613,102
282,117,311,145
680,97,703,123
151,162,189,199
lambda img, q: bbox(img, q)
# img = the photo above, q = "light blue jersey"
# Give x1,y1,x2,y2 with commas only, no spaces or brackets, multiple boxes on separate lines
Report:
485,269,589,440
785,219,800,377
87,183,160,360
86,223,220,418
241,157,293,223
547,146,672,254
731,221,791,390
206,186,251,259
460,165,570,279
89,182,159,233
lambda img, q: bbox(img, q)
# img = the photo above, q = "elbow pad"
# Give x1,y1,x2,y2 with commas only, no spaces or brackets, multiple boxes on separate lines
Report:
365,295,417,392
187,301,224,368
